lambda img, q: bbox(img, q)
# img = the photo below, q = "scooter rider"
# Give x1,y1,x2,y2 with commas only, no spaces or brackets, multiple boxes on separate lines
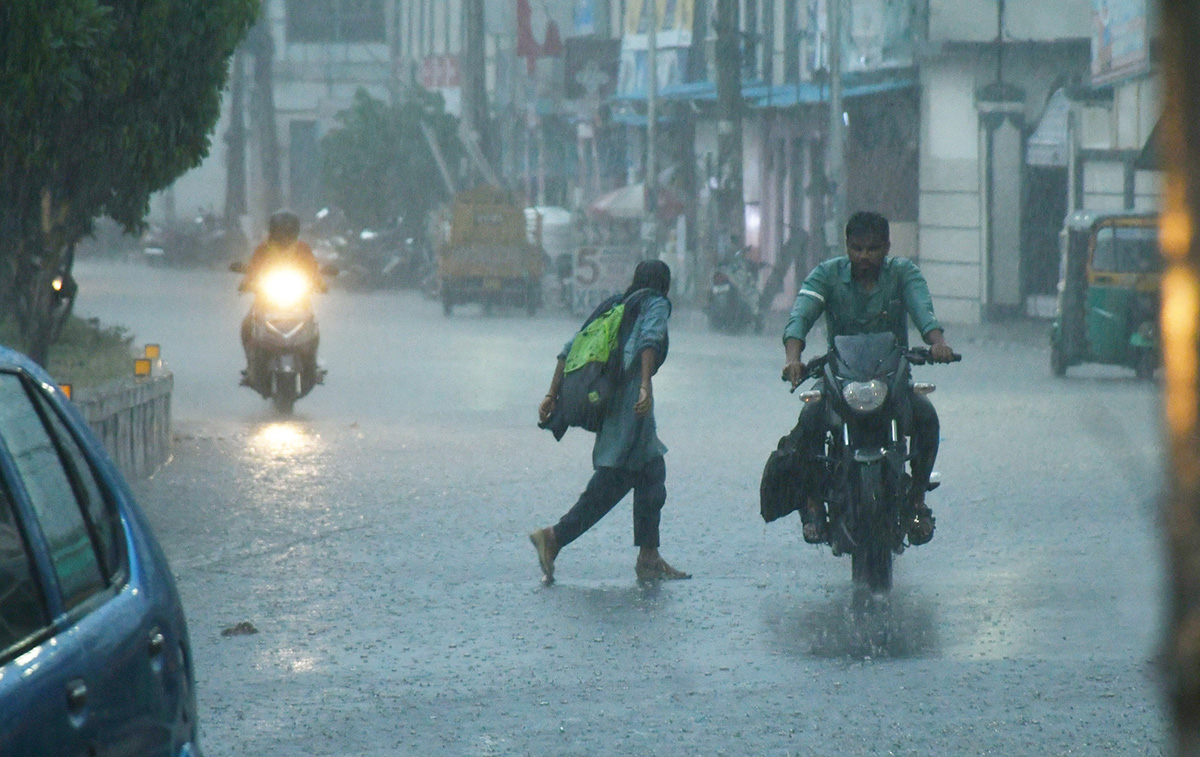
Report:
781,211,956,546
240,210,323,383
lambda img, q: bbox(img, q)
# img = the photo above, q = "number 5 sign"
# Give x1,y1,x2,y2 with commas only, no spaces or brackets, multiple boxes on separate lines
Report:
571,245,640,315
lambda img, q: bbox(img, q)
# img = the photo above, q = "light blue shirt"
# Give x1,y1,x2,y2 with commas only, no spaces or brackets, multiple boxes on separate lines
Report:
559,293,671,471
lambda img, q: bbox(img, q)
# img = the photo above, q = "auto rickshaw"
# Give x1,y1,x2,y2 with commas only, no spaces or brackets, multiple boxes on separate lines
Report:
1050,209,1160,379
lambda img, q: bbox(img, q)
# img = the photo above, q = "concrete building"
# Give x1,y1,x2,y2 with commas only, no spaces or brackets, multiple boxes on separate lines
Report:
916,0,1094,323
156,0,482,235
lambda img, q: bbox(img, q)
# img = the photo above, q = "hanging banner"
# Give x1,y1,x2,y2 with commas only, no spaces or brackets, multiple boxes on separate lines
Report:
806,0,914,74
625,0,694,37
1091,0,1150,86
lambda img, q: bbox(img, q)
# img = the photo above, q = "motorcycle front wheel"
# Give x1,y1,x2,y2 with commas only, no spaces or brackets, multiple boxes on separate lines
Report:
849,463,893,593
272,373,298,415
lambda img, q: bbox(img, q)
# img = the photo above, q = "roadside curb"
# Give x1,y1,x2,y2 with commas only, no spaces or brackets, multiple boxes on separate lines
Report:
75,372,173,479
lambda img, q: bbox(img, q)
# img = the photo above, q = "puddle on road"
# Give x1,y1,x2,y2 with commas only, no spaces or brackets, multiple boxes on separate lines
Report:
765,587,941,661
250,421,319,457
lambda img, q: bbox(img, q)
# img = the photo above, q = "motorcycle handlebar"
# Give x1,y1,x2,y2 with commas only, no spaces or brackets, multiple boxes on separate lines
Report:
782,348,962,391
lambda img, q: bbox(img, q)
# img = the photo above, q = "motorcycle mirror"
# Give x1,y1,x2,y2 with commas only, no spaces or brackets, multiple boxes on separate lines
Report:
229,261,247,274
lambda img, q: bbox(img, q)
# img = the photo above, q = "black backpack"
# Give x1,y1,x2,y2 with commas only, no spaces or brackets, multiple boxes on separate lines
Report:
538,289,665,440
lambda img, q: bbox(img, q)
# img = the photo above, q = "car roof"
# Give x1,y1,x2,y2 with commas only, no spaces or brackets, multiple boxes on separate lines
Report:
0,346,52,381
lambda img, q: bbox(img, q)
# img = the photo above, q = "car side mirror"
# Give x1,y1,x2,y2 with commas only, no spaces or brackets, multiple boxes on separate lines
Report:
229,261,247,274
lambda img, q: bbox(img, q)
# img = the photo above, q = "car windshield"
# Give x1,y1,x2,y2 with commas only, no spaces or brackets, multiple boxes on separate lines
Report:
1092,225,1160,274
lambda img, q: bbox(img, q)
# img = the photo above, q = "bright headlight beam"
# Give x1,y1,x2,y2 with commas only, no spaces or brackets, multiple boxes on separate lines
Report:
260,268,310,308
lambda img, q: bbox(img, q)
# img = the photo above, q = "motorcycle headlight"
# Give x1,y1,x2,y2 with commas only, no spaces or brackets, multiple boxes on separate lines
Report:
259,268,311,308
842,380,888,413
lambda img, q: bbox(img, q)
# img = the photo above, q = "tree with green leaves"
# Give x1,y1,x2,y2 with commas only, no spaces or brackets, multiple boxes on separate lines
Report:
0,0,257,364
320,88,462,234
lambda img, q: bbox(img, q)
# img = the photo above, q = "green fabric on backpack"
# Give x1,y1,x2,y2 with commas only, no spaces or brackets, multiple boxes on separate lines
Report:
563,303,626,374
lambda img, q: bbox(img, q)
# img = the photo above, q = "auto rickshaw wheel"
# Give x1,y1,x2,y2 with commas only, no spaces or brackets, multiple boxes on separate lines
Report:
1134,349,1157,381
1051,342,1068,377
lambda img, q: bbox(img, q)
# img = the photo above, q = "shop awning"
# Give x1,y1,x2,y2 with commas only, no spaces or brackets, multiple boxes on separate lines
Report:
613,76,914,109
1135,119,1159,171
749,78,916,108
1026,89,1071,167
588,182,684,221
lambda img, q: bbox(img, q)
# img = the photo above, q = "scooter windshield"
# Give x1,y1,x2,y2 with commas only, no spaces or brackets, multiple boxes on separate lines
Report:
832,333,902,381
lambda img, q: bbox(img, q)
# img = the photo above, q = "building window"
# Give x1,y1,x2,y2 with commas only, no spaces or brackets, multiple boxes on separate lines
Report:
286,0,386,43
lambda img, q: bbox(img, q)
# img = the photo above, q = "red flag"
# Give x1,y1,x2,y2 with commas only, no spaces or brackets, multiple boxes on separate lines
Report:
542,20,563,57
516,0,539,74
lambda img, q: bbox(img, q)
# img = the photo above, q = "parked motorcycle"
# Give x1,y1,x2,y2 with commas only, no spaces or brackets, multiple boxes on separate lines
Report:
230,260,336,414
790,332,960,593
340,219,423,290
142,213,235,268
708,252,765,333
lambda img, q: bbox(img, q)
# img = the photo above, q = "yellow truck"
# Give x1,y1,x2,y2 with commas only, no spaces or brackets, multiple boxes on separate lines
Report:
437,185,544,316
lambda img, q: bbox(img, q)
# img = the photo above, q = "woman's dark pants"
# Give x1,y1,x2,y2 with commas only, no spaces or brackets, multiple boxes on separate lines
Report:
552,456,667,549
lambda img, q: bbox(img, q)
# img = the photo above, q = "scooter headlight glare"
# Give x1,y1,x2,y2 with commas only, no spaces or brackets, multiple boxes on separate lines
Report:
842,380,888,413
260,268,311,308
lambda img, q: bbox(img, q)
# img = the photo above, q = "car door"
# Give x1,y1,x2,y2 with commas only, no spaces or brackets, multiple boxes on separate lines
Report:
28,379,183,756
0,371,171,755
0,371,101,755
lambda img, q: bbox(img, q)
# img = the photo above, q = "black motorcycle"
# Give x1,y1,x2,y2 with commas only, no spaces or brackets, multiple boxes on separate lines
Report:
231,260,336,414
792,332,960,593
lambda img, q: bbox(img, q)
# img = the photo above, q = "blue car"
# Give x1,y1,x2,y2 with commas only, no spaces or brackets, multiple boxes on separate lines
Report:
0,347,200,756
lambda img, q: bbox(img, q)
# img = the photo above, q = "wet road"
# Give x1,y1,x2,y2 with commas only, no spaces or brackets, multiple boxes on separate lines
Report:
75,258,1167,755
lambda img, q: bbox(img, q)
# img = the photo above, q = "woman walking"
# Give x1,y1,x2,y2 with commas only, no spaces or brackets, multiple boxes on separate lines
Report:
530,260,690,583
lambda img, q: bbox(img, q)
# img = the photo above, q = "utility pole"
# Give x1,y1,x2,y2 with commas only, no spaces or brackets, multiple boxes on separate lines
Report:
644,1,660,256
224,49,247,231
1159,1,1200,751
462,0,488,181
825,0,846,257
715,0,745,265
247,19,281,216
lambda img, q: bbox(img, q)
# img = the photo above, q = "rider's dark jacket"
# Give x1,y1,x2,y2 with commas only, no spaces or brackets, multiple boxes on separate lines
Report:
784,256,942,349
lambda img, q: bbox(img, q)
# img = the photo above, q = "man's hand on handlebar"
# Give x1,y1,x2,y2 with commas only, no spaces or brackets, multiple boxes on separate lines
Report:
783,360,807,389
929,343,956,363
924,329,957,363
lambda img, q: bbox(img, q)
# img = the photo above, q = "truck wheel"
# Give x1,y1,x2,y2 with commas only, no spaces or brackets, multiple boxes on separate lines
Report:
1051,342,1068,377
526,281,540,317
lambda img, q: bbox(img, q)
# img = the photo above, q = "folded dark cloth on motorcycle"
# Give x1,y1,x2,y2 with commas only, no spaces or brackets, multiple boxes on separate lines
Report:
760,435,804,523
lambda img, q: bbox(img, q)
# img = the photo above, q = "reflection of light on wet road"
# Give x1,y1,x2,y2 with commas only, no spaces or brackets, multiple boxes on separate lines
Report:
250,422,316,457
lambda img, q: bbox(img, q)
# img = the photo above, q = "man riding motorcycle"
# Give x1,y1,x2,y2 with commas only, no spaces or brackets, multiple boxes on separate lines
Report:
781,211,956,546
239,210,324,384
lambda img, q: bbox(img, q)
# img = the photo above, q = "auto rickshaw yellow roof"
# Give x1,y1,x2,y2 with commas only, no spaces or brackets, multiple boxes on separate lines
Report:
1064,208,1156,231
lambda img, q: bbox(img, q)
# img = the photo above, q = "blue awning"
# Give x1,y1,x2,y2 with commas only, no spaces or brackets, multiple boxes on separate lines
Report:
615,78,765,103
612,77,915,109
611,111,680,126
752,78,917,108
